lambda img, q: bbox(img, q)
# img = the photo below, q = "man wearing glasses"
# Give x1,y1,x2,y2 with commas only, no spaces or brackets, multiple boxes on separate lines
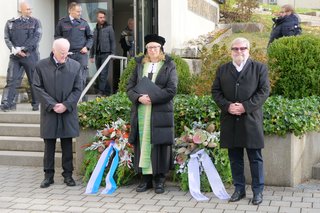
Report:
212,37,270,205
268,4,301,46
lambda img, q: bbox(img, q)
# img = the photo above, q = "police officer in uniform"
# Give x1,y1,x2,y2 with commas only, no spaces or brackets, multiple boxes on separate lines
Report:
54,2,93,93
1,1,41,111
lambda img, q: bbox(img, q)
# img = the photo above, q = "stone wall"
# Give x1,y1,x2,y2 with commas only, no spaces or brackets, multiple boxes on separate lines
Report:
76,129,320,186
244,132,320,187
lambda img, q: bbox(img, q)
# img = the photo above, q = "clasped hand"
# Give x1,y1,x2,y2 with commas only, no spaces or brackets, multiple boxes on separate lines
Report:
138,94,151,105
53,103,67,114
228,102,245,115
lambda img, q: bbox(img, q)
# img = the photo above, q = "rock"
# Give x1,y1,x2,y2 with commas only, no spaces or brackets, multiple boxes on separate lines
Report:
231,22,264,33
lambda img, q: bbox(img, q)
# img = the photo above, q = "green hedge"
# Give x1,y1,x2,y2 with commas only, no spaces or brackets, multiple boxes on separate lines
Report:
268,35,320,99
79,93,320,137
117,54,192,95
78,93,320,189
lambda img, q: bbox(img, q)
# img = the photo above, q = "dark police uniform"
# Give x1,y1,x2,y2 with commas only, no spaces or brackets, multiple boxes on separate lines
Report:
1,16,41,111
54,16,93,91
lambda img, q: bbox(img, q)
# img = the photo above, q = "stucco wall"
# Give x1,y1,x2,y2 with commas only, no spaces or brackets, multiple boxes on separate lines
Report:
277,0,320,9
158,0,219,53
0,0,54,78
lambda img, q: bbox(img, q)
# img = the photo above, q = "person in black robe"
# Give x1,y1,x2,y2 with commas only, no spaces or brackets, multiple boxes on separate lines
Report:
127,34,178,194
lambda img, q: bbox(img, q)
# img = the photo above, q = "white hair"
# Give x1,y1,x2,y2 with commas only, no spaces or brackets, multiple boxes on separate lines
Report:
52,38,70,50
231,37,250,50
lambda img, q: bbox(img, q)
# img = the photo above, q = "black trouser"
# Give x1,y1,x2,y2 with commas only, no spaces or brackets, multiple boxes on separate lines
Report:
228,148,264,194
69,52,88,91
95,52,112,95
43,138,73,179
1,53,38,108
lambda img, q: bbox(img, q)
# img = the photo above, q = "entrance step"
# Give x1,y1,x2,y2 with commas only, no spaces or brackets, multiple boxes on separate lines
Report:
0,123,40,137
0,136,75,152
0,151,75,167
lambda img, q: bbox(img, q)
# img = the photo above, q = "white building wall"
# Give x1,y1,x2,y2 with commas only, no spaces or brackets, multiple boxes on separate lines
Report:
277,0,320,9
158,0,219,53
0,0,54,77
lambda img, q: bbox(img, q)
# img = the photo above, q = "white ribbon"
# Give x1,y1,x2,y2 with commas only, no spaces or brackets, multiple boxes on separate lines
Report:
188,149,230,201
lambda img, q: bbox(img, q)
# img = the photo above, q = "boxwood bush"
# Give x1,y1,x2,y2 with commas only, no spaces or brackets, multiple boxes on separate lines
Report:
268,35,320,99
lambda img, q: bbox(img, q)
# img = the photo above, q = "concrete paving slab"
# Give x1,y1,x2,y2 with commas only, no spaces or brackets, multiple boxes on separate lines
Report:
1,164,320,212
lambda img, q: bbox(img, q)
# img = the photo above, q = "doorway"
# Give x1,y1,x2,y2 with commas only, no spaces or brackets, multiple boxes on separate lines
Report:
54,0,158,93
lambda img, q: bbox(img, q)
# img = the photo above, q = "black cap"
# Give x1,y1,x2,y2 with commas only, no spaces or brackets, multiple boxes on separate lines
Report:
144,34,166,46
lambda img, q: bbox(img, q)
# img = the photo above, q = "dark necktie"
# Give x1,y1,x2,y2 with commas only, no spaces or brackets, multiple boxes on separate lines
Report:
148,63,154,80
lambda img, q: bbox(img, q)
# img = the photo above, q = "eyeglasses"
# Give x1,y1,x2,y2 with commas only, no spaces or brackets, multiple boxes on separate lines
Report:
146,45,161,50
231,47,248,51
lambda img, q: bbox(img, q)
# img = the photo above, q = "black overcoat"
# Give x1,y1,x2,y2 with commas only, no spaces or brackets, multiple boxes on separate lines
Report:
268,14,300,45
212,59,270,149
127,55,178,145
33,55,82,139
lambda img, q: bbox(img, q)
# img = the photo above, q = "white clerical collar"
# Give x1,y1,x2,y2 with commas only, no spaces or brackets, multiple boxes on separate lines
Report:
148,62,159,73
232,57,248,72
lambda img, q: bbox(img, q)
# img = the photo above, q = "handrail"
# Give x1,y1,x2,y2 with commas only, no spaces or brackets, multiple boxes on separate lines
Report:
78,55,128,104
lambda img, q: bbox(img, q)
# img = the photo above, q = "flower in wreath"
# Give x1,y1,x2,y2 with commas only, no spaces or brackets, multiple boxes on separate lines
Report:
81,118,135,186
174,121,219,171
173,121,226,192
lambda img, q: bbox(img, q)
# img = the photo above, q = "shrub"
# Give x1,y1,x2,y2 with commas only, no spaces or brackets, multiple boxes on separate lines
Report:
117,57,137,94
268,35,320,99
79,94,320,138
263,96,320,136
170,54,192,94
78,92,131,130
220,0,259,23
117,54,192,95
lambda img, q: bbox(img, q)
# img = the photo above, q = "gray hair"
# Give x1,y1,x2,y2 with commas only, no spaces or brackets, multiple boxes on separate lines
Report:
52,38,70,50
231,37,250,50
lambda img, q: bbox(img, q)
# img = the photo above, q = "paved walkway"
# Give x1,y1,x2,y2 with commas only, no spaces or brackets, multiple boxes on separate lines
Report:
1,165,320,213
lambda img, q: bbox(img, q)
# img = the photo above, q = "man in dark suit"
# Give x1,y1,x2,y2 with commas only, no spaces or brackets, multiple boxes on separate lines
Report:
212,37,270,205
33,38,82,188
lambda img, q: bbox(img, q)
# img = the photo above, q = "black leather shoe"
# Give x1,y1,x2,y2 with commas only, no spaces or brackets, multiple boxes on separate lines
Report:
64,177,76,186
40,178,54,188
32,105,39,111
154,182,165,194
229,190,246,202
252,192,263,205
136,181,153,192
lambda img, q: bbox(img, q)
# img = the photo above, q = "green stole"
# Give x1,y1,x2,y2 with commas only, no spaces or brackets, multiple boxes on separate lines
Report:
138,61,163,174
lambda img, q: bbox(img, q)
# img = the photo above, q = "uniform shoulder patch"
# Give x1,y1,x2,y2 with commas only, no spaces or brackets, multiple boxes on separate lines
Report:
9,17,17,22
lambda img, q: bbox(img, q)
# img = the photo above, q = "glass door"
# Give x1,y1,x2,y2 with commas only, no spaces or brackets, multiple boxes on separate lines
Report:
134,0,158,54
